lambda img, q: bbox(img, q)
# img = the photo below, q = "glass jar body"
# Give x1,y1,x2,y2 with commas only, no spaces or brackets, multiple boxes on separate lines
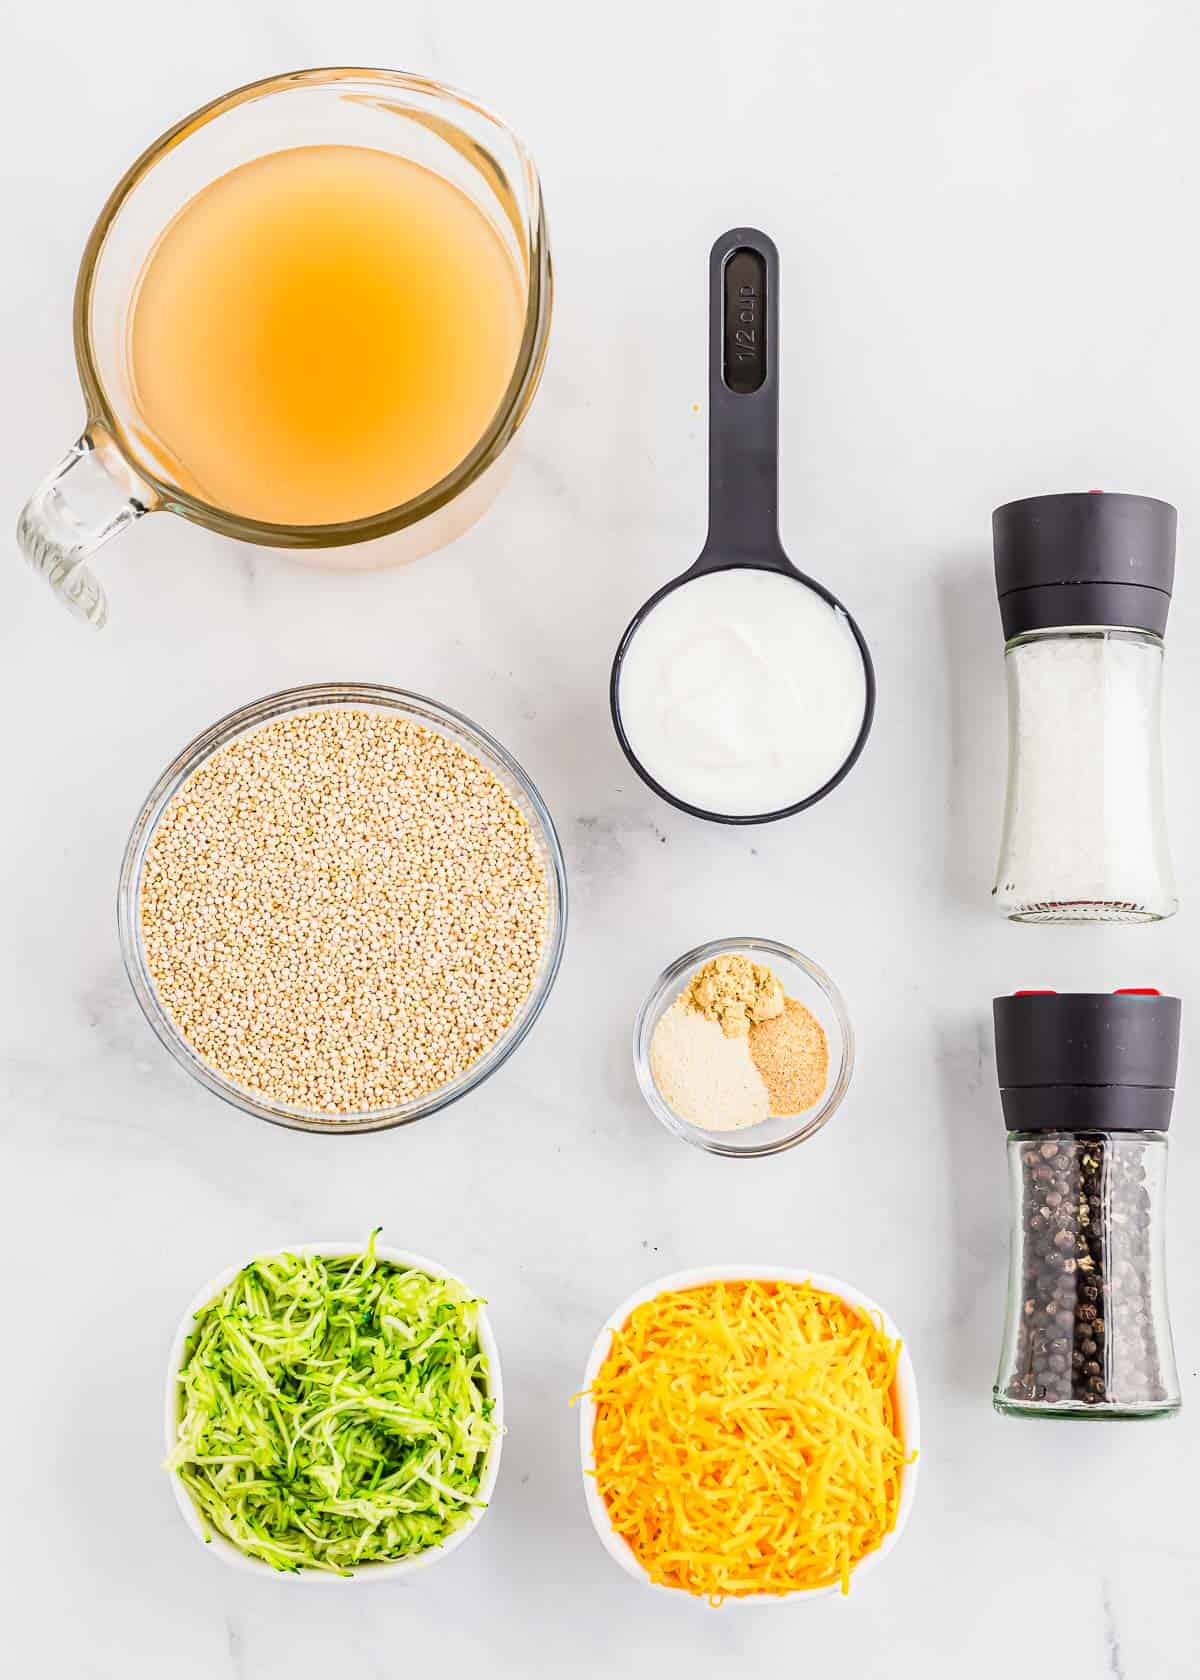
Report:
993,628,1176,923
995,1131,1179,1419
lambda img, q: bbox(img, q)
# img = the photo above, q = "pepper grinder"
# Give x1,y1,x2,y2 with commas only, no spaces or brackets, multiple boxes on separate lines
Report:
993,989,1181,1420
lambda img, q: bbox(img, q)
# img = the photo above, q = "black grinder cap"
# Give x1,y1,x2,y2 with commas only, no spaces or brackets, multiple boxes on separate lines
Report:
993,990,1181,1133
993,491,1176,639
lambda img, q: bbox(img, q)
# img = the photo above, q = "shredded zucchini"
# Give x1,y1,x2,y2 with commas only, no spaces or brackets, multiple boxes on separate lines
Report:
167,1233,496,1573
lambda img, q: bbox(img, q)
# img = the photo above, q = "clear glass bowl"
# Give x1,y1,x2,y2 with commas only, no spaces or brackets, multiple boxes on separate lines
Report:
118,682,567,1134
633,937,853,1157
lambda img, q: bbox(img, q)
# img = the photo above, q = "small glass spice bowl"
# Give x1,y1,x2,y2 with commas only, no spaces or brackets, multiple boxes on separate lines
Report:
632,937,853,1158
118,682,567,1134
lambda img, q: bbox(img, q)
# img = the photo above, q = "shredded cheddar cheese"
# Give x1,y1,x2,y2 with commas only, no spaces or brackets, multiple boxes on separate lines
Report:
585,1280,910,1601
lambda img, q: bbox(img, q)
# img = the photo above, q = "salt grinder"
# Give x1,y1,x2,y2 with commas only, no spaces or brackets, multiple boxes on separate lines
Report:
992,491,1177,922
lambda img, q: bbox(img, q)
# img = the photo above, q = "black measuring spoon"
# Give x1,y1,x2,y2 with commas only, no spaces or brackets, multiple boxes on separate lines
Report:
609,226,875,824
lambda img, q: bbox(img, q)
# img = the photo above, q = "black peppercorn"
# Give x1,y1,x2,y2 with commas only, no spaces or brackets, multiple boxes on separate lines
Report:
1001,1133,1171,1413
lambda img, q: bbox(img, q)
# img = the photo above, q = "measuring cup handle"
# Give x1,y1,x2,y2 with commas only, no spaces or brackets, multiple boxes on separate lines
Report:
16,427,155,629
696,226,787,572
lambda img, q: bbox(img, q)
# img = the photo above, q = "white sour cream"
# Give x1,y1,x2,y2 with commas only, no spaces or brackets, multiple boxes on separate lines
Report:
616,567,868,817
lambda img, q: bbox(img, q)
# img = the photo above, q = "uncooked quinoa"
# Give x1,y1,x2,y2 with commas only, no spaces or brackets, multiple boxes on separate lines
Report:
139,707,548,1114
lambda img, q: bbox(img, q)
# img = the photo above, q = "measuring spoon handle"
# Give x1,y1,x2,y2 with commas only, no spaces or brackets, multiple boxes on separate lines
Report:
696,226,788,573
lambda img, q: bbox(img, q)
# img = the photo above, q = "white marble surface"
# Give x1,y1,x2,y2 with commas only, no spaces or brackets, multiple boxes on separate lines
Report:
4,2,1200,1674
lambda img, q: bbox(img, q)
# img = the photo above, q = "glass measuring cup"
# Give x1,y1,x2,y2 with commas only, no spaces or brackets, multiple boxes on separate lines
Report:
16,68,552,628
610,228,874,823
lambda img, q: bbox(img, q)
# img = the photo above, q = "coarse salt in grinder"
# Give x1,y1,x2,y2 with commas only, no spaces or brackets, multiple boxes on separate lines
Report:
993,989,1181,1421
992,492,1177,922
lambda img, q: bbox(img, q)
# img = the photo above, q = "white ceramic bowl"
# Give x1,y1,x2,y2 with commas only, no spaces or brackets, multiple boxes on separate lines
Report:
577,1265,919,1603
165,1242,504,1582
